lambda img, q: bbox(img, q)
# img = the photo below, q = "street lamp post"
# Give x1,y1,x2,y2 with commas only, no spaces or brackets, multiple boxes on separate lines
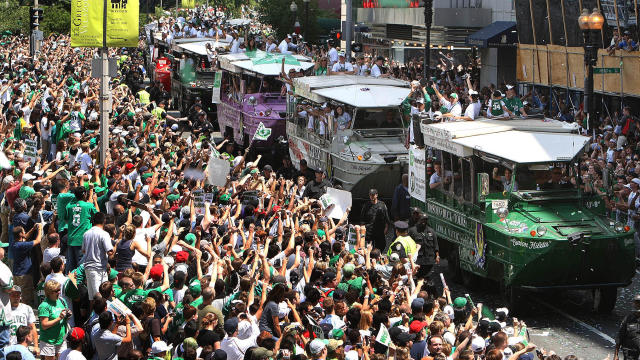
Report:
303,0,310,39
290,1,298,33
578,8,604,130
423,0,433,80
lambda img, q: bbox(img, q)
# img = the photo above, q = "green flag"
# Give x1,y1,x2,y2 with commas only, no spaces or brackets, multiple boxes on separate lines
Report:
253,122,272,141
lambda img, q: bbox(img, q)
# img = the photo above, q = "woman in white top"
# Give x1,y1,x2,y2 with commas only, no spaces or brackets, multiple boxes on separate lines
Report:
333,105,352,131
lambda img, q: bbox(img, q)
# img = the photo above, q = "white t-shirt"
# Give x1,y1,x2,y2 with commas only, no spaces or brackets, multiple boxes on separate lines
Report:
60,349,87,360
131,227,156,266
370,64,382,77
9,303,35,344
328,47,338,65
40,117,52,141
331,62,353,73
278,40,291,54
463,101,481,121
266,43,276,53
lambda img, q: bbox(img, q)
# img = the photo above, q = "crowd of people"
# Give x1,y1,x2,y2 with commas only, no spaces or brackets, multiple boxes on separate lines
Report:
0,5,631,360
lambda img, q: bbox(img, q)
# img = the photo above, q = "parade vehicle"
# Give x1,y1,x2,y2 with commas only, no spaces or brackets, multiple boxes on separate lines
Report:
286,75,411,201
160,38,231,117
409,118,635,313
218,51,314,148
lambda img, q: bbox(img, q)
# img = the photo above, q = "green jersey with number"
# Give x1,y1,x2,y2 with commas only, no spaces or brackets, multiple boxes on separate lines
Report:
504,97,524,114
65,200,96,247
489,99,505,117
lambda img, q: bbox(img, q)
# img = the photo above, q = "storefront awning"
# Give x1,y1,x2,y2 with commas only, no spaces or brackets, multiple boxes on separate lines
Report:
466,21,517,48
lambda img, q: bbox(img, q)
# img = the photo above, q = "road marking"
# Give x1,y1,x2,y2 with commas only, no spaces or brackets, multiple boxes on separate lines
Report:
533,298,615,344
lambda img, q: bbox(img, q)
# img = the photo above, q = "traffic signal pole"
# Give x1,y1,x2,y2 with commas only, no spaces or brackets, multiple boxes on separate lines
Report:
30,0,41,56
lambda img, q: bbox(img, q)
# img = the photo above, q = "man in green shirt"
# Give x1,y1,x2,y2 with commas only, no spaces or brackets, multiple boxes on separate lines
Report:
503,85,527,117
54,179,75,233
65,186,98,272
119,262,169,309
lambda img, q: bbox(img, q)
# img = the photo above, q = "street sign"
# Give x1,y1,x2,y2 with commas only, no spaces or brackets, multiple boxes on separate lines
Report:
91,58,118,78
593,67,620,74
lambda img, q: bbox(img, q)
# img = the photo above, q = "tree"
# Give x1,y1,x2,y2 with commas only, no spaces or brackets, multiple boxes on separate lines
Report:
258,0,325,43
39,3,70,35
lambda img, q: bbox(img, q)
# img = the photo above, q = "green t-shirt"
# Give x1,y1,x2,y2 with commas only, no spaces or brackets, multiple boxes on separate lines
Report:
119,286,161,309
190,297,203,308
66,200,97,247
504,97,523,114
38,298,68,345
56,192,76,232
489,99,505,117
71,264,86,286
113,283,123,298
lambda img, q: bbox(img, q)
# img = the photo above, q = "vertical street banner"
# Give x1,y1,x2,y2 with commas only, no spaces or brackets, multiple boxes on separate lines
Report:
211,71,222,104
71,0,140,48
70,0,104,47
408,145,426,201
183,0,196,8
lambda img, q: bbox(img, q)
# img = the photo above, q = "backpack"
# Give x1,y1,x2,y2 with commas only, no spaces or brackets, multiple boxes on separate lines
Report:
82,317,99,360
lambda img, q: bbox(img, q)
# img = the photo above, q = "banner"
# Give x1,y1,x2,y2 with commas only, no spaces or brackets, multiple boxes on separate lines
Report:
182,0,196,8
408,145,426,201
211,71,222,104
207,157,230,186
71,0,139,48
319,187,352,219
193,190,205,215
24,139,38,164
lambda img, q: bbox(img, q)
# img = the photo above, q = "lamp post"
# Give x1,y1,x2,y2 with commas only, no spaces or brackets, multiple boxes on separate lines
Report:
423,0,433,80
578,8,604,130
290,1,298,34
303,0,310,40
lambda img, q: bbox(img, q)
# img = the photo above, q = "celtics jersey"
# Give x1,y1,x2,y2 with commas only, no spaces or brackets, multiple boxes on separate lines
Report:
489,99,505,117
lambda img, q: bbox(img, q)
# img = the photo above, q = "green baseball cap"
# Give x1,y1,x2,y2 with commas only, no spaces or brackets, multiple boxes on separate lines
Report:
184,233,197,246
109,268,119,281
219,193,231,202
189,279,202,296
167,194,180,202
453,297,467,308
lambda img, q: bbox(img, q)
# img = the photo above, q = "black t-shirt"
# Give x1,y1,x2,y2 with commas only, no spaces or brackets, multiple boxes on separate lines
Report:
360,201,390,237
302,179,331,199
196,329,221,347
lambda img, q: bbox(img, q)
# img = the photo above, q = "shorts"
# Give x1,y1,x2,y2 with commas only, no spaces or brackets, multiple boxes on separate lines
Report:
85,269,108,301
39,341,66,357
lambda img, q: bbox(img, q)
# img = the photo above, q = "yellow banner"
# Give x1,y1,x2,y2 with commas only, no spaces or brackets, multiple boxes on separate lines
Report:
107,0,140,47
71,0,139,48
183,0,196,8
70,0,103,47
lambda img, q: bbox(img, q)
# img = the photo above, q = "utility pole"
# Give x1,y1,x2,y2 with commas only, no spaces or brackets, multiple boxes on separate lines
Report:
345,0,352,59
99,0,110,165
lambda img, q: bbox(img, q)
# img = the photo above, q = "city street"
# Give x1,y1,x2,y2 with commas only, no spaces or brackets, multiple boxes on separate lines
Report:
432,258,635,359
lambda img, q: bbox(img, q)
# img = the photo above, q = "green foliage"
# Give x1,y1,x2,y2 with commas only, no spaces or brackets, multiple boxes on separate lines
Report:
39,3,70,35
258,0,326,42
0,1,29,35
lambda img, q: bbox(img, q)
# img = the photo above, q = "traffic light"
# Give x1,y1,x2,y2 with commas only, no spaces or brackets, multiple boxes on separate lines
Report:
29,7,43,31
332,31,342,45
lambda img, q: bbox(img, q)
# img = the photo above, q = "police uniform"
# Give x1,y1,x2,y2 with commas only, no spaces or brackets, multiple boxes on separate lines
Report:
618,300,640,359
387,221,417,258
409,222,438,278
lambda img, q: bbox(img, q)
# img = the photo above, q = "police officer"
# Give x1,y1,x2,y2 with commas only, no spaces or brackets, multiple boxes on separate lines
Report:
409,213,439,278
387,221,417,259
615,294,640,360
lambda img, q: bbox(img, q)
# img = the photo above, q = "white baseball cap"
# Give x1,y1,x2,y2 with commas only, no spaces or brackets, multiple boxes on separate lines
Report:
151,341,172,354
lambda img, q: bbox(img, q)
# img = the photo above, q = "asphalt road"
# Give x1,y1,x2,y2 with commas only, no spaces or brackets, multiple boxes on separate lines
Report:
433,259,636,359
